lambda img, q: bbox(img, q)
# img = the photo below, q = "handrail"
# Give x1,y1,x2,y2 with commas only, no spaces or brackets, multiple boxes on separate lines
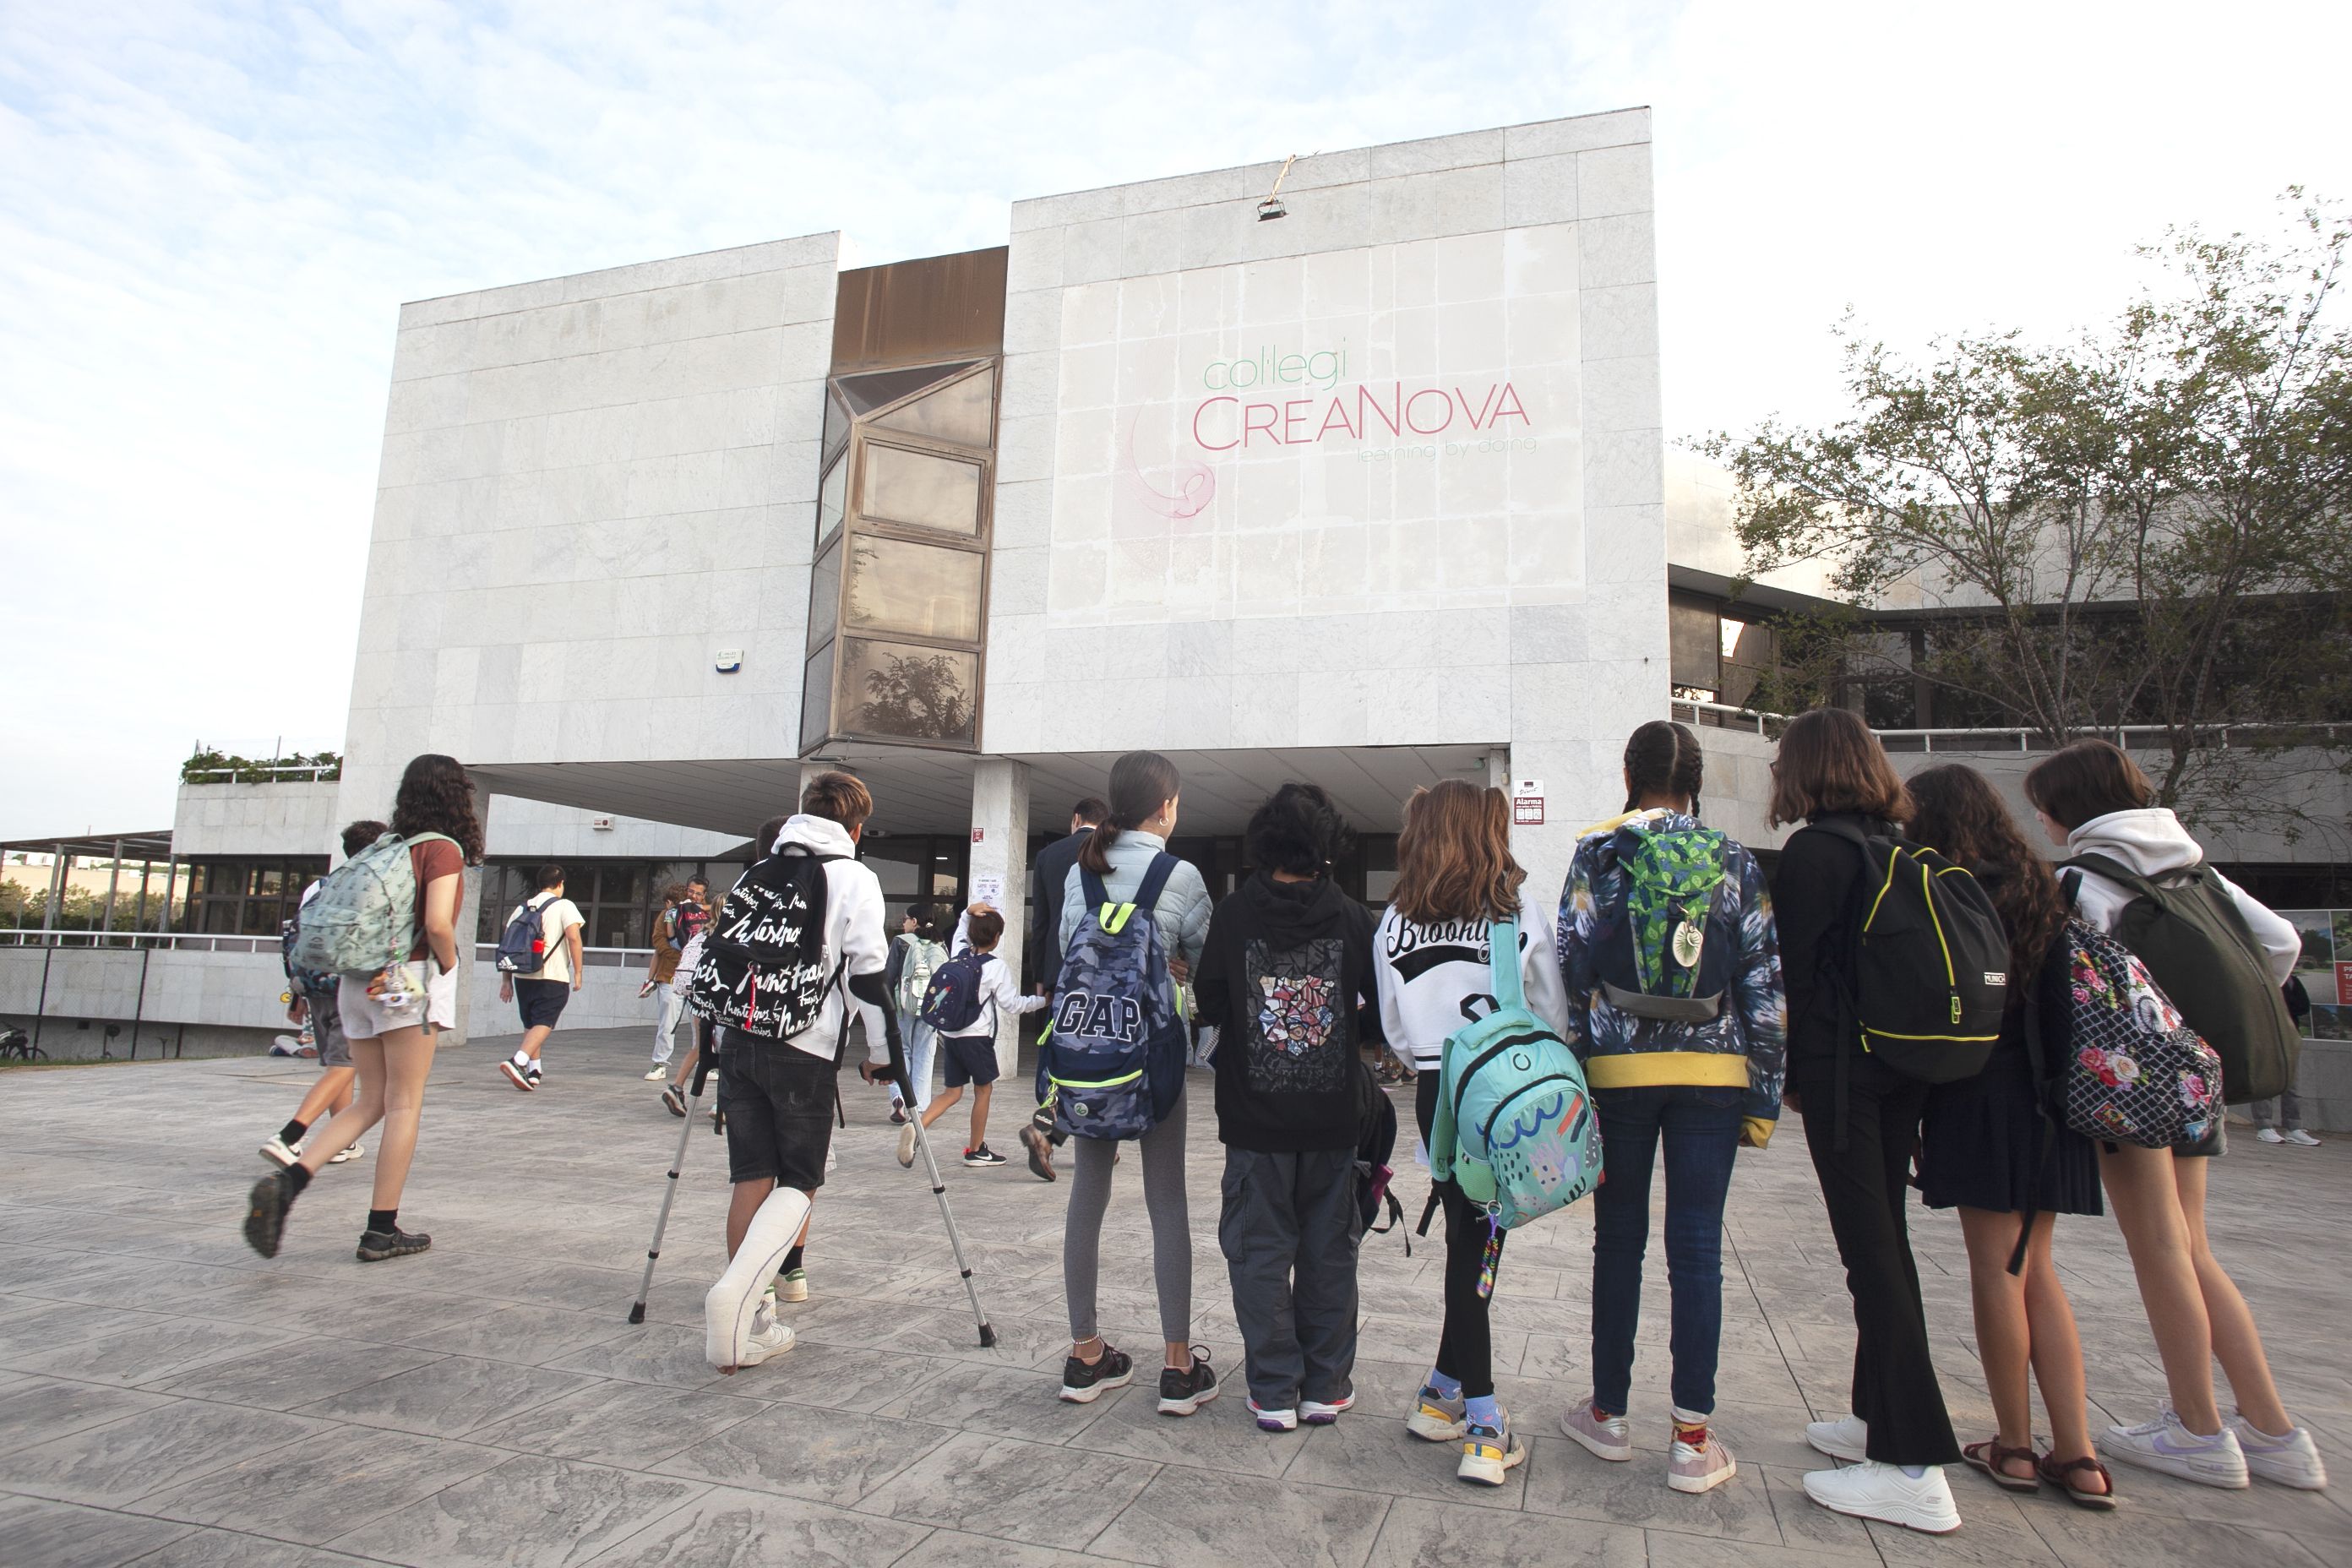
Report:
0,930,660,956
180,763,340,784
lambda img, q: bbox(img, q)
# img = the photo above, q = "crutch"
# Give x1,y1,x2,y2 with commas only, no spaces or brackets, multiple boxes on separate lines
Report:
628,1047,716,1324
889,1027,996,1347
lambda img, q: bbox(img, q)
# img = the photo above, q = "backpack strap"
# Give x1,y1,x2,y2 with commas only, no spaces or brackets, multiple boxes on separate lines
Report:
2056,852,2158,904
1485,917,1526,1012
1131,852,1181,917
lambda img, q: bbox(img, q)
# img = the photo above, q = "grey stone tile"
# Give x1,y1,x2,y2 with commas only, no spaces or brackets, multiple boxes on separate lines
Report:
876,1430,1160,1549
1640,1531,1878,1568
1279,1368,1522,1510
293,1353,598,1437
1754,1461,1877,1554
653,1401,953,1506
724,1340,948,1414
6,1315,297,1387
542,1323,737,1387
0,1375,170,1454
1521,1435,1780,1542
1366,1496,1648,1568
128,1531,380,1567
1861,1480,2053,1564
871,1357,1116,1445
378,1300,620,1363
582,1484,931,1567
1091,1462,1391,1568
471,1379,770,1469
1079,1379,1310,1474
144,1337,446,1409
0,1492,195,1568
892,1532,1111,1568
2026,1498,2336,1567
133,1424,506,1543
336,1452,704,1568
5,1398,327,1505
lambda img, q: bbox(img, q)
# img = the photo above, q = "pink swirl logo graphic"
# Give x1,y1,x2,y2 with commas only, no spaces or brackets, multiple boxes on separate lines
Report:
1119,410,1216,520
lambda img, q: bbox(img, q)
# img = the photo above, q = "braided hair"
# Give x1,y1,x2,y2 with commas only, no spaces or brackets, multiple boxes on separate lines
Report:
1623,719,1704,817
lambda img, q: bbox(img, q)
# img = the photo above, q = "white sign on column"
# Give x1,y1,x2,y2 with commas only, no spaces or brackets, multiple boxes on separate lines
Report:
967,760,1032,1078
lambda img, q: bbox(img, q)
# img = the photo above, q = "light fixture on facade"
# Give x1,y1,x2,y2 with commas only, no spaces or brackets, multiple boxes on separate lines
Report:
1257,154,1298,220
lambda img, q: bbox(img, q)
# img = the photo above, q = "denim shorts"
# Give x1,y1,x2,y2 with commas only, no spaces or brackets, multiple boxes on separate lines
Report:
718,1032,838,1190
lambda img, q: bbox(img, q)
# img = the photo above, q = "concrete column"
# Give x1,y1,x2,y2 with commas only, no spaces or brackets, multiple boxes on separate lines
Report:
42,849,68,933
969,758,1032,1077
447,788,491,1048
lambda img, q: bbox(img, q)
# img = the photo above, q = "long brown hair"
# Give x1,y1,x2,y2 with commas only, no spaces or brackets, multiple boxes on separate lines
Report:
1907,764,2066,983
391,754,483,864
2023,739,2157,832
1391,780,1526,923
1080,751,1182,874
1768,707,1910,827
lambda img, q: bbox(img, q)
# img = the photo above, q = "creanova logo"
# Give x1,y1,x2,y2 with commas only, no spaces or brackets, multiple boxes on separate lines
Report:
1190,379,1530,451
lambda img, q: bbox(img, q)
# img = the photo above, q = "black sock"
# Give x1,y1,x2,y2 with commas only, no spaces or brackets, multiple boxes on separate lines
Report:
367,1208,397,1234
781,1245,803,1275
282,1164,312,1197
279,1119,309,1146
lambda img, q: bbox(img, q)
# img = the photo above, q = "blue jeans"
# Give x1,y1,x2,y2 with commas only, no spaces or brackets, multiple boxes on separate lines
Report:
1590,1083,1743,1416
895,1012,935,1113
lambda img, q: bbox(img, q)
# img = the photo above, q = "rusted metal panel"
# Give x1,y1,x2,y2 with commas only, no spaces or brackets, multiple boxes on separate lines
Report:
830,247,1009,371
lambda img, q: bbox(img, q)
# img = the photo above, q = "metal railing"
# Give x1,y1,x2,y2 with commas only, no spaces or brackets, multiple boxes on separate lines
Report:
1668,702,2352,755
179,760,340,784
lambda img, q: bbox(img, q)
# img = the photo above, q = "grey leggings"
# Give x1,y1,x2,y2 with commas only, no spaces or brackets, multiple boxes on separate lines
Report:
1065,1089,1191,1344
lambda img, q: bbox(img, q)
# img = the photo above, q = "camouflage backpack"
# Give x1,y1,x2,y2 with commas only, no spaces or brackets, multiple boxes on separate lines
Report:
1044,855,1184,1141
1592,816,1734,1022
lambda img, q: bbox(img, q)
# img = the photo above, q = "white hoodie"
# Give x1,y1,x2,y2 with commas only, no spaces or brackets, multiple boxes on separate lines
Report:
768,815,892,1065
1373,900,1573,1071
2064,808,2299,985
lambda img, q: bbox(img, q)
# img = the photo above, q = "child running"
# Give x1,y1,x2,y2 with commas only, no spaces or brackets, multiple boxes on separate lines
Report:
1375,778,1571,1485
1195,783,1381,1430
897,904,1043,1169
259,819,387,1170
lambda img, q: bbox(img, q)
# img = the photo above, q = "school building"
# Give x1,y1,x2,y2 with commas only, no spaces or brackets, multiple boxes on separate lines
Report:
4,108,2348,1120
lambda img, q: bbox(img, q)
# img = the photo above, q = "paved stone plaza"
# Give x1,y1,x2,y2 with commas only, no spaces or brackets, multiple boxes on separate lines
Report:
2,1026,2347,1567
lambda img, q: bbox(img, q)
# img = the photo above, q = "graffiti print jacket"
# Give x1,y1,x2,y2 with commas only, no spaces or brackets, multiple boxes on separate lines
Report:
1557,809,1788,1146
1195,872,1382,1152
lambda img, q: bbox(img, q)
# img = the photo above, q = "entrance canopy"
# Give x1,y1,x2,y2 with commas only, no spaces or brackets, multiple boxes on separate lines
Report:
466,743,1498,841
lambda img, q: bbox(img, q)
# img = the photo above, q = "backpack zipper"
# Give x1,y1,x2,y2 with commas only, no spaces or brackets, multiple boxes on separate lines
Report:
1447,1028,1556,1124
1478,1072,1579,1146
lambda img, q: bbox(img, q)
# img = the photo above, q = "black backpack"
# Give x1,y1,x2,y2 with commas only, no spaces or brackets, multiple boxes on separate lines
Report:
686,852,842,1041
1353,1058,1407,1252
1816,819,2009,1081
2058,855,2300,1104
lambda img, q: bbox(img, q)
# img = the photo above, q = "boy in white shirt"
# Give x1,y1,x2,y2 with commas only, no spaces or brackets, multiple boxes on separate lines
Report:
897,904,1045,1170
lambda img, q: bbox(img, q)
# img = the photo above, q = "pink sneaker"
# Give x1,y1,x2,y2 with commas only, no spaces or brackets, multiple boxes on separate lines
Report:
1669,1428,1738,1494
1560,1398,1632,1462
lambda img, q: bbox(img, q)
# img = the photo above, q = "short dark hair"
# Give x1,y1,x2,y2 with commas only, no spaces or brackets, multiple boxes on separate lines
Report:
1246,782,1352,878
754,816,792,856
1071,797,1110,826
800,770,873,831
340,819,389,858
687,874,708,890
2023,739,2158,832
1768,708,1909,827
534,863,566,891
966,904,1006,949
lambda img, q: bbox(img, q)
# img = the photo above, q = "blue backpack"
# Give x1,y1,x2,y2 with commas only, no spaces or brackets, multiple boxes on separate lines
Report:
1425,917,1603,1229
1045,855,1184,1141
919,951,994,1033
495,893,557,975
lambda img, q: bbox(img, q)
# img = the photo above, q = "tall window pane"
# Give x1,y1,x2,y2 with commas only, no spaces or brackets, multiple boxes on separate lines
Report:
800,640,836,754
809,537,841,652
874,368,994,448
815,454,847,552
861,444,981,536
836,637,977,743
844,535,983,642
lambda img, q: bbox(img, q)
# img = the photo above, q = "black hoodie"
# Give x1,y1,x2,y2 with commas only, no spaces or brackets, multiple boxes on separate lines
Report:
1195,871,1383,1152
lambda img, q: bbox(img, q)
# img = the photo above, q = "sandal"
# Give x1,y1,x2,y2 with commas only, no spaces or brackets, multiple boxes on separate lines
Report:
2037,1451,2119,1511
1962,1439,2041,1493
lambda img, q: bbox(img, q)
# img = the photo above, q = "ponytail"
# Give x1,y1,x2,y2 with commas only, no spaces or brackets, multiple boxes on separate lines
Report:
1623,719,1705,818
1078,750,1184,874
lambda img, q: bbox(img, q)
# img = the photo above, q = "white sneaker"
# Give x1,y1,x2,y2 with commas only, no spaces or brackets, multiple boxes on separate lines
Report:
2257,1127,2287,1144
258,1135,302,1168
1806,1413,1869,1462
1803,1461,1960,1533
644,1067,668,1081
731,1309,795,1369
2099,1404,2249,1489
897,1119,918,1168
1560,1400,1633,1461
329,1143,365,1164
2286,1130,2322,1146
2230,1413,2328,1489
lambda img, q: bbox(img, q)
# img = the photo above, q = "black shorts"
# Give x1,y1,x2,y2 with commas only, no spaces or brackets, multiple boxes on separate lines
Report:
719,1032,838,1190
939,1032,1001,1088
514,977,570,1029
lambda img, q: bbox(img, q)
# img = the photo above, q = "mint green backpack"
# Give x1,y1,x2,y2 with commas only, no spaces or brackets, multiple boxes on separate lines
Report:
288,831,453,977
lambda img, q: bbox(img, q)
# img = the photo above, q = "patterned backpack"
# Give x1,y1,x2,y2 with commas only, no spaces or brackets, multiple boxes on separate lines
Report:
288,832,453,978
687,851,842,1040
2055,917,2220,1148
1045,856,1184,1141
1425,917,1603,1230
1590,815,1734,1021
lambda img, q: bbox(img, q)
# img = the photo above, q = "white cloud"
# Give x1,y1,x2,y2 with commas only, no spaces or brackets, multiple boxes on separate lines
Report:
2,0,2347,832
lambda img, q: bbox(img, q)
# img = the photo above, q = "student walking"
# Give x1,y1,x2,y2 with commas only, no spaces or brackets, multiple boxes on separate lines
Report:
642,883,693,1081
2254,977,2321,1146
242,755,478,1262
701,776,900,1368
496,866,585,1091
1019,798,1108,1180
885,904,950,1122
1049,751,1216,1414
2024,740,2327,1490
1907,765,2114,1506
1768,707,1963,1533
260,819,390,1170
1374,779,1571,1485
898,905,1045,1169
1195,783,1380,1430
1555,721,1783,1495
662,849,757,1119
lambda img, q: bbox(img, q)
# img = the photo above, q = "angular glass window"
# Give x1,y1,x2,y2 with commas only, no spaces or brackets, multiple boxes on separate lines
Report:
821,387,852,469
800,640,836,754
808,536,843,653
836,637,978,744
838,361,975,417
861,443,981,536
874,367,995,449
844,534,983,643
815,454,847,551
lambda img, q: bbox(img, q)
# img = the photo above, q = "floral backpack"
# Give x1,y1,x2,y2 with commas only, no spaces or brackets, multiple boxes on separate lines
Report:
2055,916,2219,1149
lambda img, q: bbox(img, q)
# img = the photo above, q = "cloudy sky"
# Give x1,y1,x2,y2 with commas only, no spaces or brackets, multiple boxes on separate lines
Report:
3,0,2347,835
